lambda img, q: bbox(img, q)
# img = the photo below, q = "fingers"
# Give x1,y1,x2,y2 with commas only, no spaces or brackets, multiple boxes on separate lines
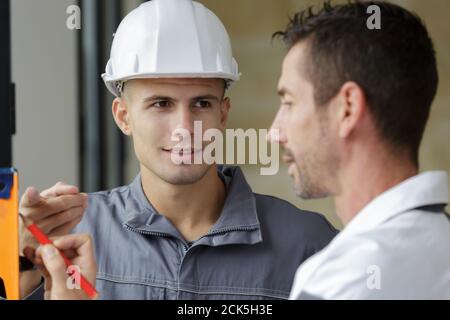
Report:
38,234,94,262
53,234,93,256
41,181,79,197
20,187,46,208
32,247,51,280
23,246,36,262
19,218,40,252
20,181,87,219
34,234,98,299
39,245,68,286
48,214,83,237
40,234,97,280
49,216,83,238
19,183,88,259
53,234,97,273
37,206,85,234
21,193,88,221
60,234,98,288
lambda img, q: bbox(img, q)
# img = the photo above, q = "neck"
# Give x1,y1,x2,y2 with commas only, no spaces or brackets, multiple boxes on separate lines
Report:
335,148,418,226
141,165,226,241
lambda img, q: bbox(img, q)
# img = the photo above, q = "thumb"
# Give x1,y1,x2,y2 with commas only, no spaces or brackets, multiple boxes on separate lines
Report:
21,187,45,207
40,245,68,286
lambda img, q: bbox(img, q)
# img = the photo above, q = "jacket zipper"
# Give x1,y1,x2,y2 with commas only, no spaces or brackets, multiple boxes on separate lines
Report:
125,223,260,258
204,225,259,238
125,223,260,299
125,223,191,254
125,224,260,245
124,224,172,239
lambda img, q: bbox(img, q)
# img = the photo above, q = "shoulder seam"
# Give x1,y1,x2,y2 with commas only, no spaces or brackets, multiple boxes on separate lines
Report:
88,186,129,198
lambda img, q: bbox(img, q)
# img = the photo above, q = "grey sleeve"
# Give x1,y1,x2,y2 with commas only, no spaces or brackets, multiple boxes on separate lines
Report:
23,278,45,300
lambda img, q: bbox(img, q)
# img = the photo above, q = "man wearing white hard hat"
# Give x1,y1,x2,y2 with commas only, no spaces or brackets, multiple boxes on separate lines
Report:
19,0,336,300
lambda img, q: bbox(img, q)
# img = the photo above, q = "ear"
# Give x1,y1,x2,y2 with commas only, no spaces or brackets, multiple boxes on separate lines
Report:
219,97,231,130
112,97,132,136
336,82,367,139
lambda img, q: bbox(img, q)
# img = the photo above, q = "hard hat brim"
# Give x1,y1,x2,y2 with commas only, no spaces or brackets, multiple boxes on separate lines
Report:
102,72,240,97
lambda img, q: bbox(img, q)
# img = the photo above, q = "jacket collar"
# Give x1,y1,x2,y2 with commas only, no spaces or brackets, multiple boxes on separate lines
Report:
343,171,449,236
124,165,262,246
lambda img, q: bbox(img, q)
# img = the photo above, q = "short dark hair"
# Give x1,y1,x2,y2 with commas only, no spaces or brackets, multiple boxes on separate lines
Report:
273,0,438,166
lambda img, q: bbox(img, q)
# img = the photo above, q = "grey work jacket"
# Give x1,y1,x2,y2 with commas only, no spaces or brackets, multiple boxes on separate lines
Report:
29,166,337,300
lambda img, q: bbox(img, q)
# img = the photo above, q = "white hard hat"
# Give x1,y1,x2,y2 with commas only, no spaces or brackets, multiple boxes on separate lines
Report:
102,0,240,97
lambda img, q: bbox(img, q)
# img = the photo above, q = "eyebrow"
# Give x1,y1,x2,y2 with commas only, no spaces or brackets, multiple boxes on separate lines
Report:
141,94,221,104
142,95,174,103
191,95,221,102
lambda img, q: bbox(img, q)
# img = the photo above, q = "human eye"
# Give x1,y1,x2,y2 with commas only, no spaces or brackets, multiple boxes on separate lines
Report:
151,100,171,109
193,100,212,109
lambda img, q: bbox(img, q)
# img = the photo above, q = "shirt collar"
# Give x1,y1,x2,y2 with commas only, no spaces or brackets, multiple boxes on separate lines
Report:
123,165,261,246
343,171,449,235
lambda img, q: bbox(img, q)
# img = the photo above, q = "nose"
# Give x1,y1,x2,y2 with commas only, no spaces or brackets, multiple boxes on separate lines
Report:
267,108,287,144
170,105,197,145
173,105,195,134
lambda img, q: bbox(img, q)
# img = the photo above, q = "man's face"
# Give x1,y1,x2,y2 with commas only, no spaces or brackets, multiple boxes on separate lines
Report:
120,78,229,185
269,42,338,199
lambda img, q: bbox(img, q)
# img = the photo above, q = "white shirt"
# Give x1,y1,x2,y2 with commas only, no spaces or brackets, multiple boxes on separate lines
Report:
290,171,450,300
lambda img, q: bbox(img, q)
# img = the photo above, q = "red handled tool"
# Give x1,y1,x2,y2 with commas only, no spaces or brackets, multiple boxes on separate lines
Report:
20,214,98,299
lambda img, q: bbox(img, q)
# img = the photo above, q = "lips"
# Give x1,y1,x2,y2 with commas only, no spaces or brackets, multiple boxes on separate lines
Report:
282,154,295,164
281,146,295,164
162,147,202,155
281,150,295,164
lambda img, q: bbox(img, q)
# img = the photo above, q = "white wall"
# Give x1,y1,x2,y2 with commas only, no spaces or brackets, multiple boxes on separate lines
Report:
11,0,79,193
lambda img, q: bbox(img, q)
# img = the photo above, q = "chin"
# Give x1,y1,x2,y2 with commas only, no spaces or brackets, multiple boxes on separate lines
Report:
158,163,211,185
295,183,330,200
292,183,309,200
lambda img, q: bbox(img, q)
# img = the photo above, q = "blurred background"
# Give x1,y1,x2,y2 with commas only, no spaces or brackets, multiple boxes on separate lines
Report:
11,0,450,229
